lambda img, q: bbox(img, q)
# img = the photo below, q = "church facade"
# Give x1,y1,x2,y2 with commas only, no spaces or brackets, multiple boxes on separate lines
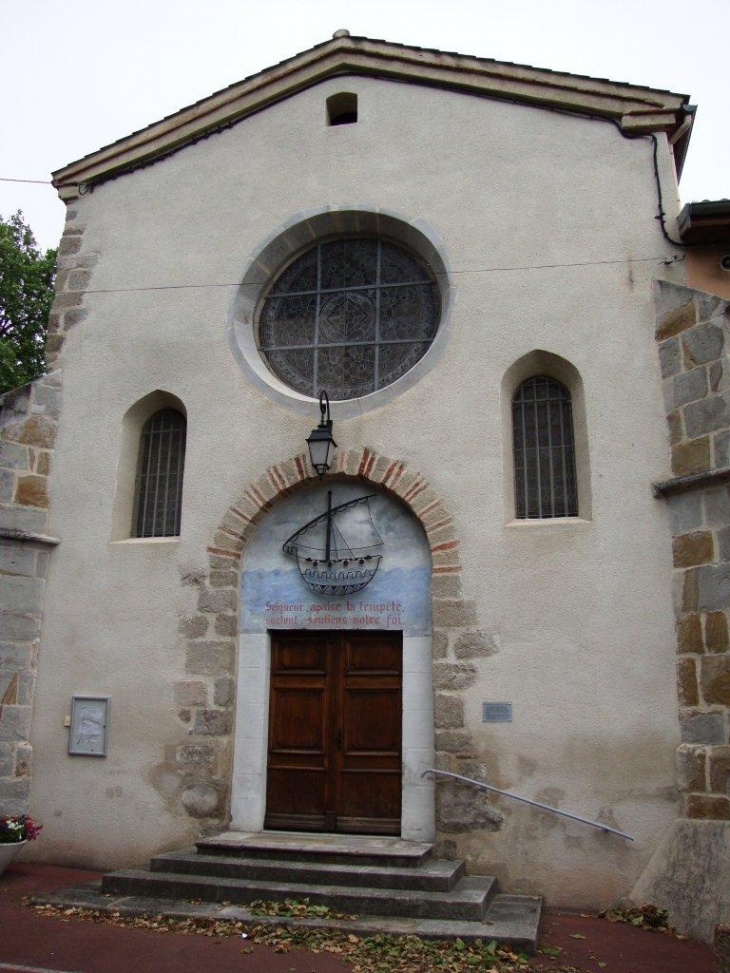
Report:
1,33,728,941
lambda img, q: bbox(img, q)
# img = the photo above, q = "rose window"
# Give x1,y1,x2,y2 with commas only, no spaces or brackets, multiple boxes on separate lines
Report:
258,238,440,400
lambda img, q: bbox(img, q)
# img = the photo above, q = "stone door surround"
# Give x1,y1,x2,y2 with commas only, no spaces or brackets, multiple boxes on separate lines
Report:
169,447,497,837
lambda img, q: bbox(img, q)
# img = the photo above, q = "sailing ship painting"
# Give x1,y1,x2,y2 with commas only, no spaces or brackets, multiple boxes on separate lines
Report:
282,491,384,596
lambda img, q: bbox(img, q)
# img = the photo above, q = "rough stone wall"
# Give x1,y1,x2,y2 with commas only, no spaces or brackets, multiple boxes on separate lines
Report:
654,281,730,821
0,372,61,812
0,197,85,814
162,446,497,833
44,202,92,369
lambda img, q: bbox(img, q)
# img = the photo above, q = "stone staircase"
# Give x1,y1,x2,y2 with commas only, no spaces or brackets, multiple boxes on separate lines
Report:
91,831,542,950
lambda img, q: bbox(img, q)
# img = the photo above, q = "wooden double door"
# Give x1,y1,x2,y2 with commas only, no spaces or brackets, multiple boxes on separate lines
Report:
265,631,402,835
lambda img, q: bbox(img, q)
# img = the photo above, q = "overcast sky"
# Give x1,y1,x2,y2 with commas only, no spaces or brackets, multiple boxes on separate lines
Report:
2,0,728,253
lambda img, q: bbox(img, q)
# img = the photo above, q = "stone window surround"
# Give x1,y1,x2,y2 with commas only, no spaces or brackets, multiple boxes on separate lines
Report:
501,349,592,523
226,206,455,419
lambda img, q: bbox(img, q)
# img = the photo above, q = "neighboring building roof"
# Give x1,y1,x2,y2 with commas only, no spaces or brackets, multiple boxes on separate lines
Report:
52,31,693,195
677,200,730,244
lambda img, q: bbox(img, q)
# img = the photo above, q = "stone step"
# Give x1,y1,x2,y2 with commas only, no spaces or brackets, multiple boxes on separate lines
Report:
33,831,543,952
101,869,498,921
32,883,543,952
195,831,433,869
152,848,465,892
417,894,543,949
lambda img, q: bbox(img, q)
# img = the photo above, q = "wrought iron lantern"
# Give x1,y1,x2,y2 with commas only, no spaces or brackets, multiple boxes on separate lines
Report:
306,390,337,478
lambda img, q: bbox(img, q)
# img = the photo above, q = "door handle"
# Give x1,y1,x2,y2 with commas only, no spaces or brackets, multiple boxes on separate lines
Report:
335,728,342,751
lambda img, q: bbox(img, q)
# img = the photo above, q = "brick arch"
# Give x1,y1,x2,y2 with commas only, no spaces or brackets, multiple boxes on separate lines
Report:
208,447,462,574
170,447,497,836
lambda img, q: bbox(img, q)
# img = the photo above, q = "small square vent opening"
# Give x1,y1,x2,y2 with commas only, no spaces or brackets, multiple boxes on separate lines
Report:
327,92,358,126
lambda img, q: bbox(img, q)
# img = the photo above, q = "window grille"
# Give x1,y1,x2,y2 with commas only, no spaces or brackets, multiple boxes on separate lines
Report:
132,409,186,537
512,376,578,519
259,237,440,400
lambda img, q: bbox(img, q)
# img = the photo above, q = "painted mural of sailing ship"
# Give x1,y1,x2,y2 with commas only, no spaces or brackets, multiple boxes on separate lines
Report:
282,491,384,596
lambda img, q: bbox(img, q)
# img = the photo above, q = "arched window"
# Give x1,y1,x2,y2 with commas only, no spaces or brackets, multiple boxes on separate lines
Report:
132,409,186,537
512,376,578,519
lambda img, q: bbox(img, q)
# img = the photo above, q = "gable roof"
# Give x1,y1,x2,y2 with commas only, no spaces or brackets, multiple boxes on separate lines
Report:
52,32,693,196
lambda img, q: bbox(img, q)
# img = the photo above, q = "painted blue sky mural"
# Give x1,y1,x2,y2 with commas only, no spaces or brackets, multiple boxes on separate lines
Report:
240,482,430,635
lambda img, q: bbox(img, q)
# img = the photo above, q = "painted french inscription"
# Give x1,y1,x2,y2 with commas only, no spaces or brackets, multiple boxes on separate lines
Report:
264,598,404,629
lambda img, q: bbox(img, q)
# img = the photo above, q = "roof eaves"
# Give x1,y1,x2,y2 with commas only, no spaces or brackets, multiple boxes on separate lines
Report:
52,34,691,193
678,200,730,244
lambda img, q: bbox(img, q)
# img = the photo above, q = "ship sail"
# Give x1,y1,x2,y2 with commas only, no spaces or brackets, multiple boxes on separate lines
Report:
283,491,384,596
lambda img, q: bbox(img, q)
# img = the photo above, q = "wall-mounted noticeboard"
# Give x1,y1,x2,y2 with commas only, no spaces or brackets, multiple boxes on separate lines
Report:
68,696,110,756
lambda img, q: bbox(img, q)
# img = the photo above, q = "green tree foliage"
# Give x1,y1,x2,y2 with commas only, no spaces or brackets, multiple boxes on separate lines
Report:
0,211,57,395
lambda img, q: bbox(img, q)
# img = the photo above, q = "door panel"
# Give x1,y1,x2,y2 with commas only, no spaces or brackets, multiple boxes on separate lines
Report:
270,689,325,750
266,630,402,834
348,640,401,672
345,689,400,751
266,633,328,830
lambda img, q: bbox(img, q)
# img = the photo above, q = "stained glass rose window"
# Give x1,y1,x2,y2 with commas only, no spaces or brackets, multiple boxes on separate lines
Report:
258,238,440,400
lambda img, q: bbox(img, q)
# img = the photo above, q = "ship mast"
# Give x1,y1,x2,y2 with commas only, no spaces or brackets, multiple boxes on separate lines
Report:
325,490,332,562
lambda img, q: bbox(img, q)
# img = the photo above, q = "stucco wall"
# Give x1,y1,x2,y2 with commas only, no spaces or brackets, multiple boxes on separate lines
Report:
28,75,688,906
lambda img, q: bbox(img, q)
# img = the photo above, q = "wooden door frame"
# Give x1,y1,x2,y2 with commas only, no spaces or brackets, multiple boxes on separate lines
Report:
230,629,436,841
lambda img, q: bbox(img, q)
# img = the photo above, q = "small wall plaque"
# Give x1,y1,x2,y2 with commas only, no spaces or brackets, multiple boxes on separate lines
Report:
482,702,512,723
68,696,109,756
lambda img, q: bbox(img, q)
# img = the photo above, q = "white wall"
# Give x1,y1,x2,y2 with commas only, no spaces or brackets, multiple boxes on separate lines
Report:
29,74,684,904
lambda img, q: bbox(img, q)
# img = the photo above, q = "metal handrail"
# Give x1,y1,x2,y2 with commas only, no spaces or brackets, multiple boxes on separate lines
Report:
423,768,634,842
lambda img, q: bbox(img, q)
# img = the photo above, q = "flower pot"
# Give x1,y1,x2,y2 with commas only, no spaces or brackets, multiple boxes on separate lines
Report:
0,841,26,877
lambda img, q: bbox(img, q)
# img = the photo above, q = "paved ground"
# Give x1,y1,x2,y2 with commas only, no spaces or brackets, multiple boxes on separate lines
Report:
0,863,717,973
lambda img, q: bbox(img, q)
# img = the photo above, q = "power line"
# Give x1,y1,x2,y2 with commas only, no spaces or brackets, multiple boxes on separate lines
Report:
79,253,683,296
0,177,52,185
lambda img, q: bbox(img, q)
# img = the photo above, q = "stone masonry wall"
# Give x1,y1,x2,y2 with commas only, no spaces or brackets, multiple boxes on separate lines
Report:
654,281,730,821
44,200,93,369
0,372,61,813
159,447,500,834
0,196,84,814
0,196,85,815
